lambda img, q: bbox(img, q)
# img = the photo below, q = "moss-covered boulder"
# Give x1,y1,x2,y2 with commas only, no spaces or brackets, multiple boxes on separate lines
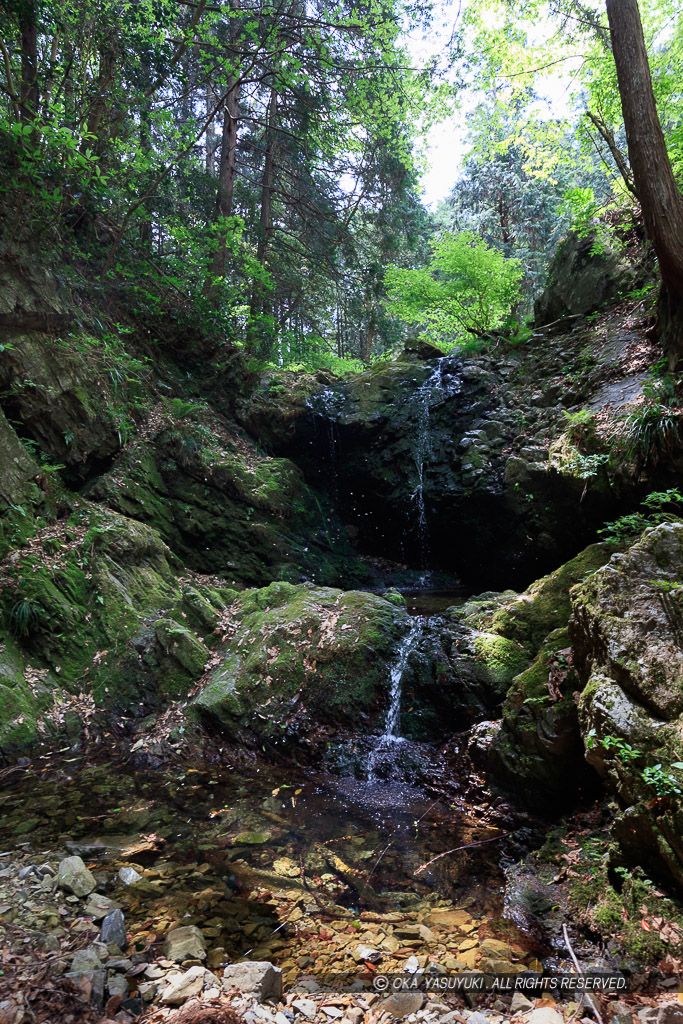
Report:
487,628,592,804
88,410,363,589
0,504,233,749
450,542,614,803
571,523,683,890
471,541,615,652
190,582,410,751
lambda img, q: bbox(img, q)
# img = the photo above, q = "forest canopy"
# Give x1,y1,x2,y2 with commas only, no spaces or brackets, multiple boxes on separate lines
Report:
1,0,683,365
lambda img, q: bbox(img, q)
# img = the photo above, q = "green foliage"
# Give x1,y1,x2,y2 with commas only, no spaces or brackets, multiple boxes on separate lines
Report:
587,730,683,796
9,598,46,638
385,231,523,344
599,488,683,543
562,409,599,447
168,398,206,420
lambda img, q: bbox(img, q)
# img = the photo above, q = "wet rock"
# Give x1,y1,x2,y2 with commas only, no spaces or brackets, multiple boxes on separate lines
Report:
164,925,206,962
159,965,206,1005
191,583,408,747
56,856,97,897
100,908,127,948
118,865,142,885
222,961,283,1000
381,992,425,1017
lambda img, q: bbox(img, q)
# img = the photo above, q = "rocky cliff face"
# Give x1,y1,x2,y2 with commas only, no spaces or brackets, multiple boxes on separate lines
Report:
236,300,658,590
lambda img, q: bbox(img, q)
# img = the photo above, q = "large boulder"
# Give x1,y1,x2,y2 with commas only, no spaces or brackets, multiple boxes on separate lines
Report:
0,505,233,750
191,582,410,750
571,523,683,890
88,410,361,589
461,542,615,804
534,231,637,327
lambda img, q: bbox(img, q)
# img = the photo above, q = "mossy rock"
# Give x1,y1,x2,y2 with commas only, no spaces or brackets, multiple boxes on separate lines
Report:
88,417,365,589
190,582,409,750
0,639,60,748
0,504,230,749
465,541,615,653
486,627,594,806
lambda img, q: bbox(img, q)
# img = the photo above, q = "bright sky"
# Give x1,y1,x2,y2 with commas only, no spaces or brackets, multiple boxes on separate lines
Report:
408,0,579,209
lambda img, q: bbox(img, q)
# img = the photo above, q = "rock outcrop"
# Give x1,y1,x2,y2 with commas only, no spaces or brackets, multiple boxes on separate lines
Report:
191,582,410,750
571,523,683,891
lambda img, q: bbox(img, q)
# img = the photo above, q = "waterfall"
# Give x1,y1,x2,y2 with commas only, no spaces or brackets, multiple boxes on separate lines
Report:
410,360,445,568
309,387,344,499
366,618,422,780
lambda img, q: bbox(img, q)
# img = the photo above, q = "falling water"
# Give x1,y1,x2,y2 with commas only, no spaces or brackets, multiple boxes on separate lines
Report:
309,387,345,499
410,360,445,567
366,618,423,780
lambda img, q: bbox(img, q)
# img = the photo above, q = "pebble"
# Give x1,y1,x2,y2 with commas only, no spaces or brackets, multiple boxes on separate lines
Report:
56,856,97,897
100,908,127,948
160,965,206,1005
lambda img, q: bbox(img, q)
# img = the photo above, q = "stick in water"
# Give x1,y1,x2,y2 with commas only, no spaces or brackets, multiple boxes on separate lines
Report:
414,831,510,875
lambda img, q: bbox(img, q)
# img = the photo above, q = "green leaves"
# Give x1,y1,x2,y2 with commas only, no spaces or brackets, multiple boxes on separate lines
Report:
385,230,523,343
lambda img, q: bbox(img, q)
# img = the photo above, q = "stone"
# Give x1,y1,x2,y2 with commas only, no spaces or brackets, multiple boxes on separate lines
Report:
381,993,425,1018
293,999,317,1018
118,866,142,885
71,946,103,973
56,856,97,897
100,909,127,949
222,961,283,1000
84,893,122,920
191,584,409,748
527,1010,565,1024
160,965,206,1005
107,974,129,998
163,925,206,962
510,992,534,1014
64,969,106,1008
354,944,382,963
138,981,158,1002
465,1014,489,1024
657,1008,683,1024
478,938,513,958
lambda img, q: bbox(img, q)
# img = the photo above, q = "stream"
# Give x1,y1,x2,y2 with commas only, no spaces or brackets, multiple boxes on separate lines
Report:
0,596,548,990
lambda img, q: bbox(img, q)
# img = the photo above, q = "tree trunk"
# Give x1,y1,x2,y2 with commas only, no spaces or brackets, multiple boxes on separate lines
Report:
204,0,240,294
205,81,239,287
605,0,683,361
247,87,278,356
19,1,39,124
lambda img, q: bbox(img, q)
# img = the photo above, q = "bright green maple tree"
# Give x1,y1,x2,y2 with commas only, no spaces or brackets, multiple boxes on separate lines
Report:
385,231,524,343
